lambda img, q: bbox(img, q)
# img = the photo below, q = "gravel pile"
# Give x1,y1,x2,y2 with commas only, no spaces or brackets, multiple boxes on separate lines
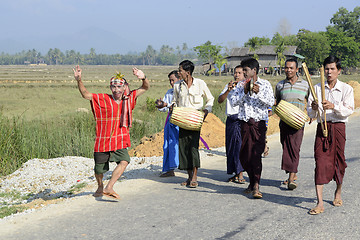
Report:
0,155,164,205
0,148,217,208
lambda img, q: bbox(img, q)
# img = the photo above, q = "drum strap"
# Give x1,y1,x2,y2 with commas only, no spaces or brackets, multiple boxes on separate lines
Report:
200,136,210,150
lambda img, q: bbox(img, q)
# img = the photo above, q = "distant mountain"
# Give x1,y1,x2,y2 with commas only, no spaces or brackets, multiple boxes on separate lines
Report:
0,38,32,54
0,27,143,54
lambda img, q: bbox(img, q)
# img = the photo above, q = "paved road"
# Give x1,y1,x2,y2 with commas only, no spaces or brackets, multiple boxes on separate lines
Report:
1,111,360,240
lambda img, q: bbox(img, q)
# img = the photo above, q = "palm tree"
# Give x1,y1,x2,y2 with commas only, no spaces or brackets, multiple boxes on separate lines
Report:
275,41,287,75
89,48,96,64
145,45,156,65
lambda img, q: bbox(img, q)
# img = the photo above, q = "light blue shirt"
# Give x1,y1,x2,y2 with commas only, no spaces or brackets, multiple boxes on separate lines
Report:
158,88,174,112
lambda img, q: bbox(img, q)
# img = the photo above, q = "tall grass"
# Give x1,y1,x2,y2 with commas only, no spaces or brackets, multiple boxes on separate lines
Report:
0,104,178,176
0,112,95,176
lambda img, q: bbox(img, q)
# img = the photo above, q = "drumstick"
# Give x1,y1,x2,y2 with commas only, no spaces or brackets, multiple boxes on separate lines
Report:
320,66,328,137
302,62,326,136
302,63,318,103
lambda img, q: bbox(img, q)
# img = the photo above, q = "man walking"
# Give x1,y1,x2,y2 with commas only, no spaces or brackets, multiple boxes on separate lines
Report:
275,58,309,190
218,65,246,184
155,70,180,177
171,60,214,188
307,56,354,215
231,58,274,199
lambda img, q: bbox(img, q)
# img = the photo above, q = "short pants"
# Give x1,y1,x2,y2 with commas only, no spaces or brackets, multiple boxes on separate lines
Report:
93,148,130,174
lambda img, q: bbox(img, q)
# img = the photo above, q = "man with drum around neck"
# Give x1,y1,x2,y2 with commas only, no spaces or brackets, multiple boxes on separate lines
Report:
230,58,275,199
307,56,354,215
171,60,214,188
274,58,309,190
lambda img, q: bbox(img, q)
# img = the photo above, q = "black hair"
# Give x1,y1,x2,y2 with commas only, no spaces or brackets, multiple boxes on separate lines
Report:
323,55,341,70
234,65,243,70
168,70,180,79
285,58,298,68
179,60,195,75
240,58,259,74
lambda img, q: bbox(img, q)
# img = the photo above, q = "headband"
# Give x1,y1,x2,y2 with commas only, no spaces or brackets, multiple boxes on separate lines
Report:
110,71,126,86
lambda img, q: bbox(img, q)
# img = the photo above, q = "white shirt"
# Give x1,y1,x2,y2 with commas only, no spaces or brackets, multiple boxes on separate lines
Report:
158,88,174,112
306,79,354,123
230,77,275,122
220,83,239,116
172,78,214,112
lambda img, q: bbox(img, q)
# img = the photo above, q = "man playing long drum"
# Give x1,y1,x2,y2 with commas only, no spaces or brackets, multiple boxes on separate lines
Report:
274,58,309,190
171,60,214,188
307,56,354,215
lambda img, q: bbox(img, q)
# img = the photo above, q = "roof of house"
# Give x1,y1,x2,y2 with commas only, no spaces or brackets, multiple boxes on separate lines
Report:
228,45,297,57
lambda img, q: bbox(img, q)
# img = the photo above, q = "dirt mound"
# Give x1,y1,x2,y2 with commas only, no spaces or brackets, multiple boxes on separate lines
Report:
347,81,360,108
129,113,225,157
267,114,280,136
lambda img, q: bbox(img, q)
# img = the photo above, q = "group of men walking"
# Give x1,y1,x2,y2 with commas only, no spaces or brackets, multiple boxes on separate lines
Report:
75,55,354,215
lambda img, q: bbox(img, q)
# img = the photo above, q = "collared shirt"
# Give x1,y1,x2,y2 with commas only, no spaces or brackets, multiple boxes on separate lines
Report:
275,78,309,111
158,88,174,112
91,90,137,152
172,77,214,112
230,77,275,122
306,79,354,123
220,82,244,116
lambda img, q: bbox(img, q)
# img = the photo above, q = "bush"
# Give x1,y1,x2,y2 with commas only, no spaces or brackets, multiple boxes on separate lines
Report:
146,97,157,112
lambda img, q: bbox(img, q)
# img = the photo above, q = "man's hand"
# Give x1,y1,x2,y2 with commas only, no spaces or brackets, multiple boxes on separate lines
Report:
169,103,174,113
253,83,260,94
244,80,250,94
203,109,209,120
133,67,146,79
74,65,92,101
322,100,334,110
73,65,82,81
155,98,167,109
227,80,236,91
311,101,319,111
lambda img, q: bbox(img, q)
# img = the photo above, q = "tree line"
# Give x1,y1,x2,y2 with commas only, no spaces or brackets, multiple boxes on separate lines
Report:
0,44,197,66
0,7,359,70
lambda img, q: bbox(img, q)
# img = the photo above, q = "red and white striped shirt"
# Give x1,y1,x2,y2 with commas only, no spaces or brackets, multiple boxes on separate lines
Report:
91,90,137,152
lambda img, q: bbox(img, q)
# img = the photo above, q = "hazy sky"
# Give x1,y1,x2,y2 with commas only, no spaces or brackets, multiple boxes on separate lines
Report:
0,0,359,54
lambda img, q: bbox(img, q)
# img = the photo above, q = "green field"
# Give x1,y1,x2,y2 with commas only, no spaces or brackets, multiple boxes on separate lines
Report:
0,65,359,176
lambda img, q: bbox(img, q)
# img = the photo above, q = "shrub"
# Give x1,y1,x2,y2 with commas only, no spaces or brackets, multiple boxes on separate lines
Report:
145,97,157,112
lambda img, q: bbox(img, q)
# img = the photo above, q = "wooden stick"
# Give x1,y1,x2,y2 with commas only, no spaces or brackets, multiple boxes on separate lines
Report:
320,66,328,137
302,63,318,102
302,62,326,136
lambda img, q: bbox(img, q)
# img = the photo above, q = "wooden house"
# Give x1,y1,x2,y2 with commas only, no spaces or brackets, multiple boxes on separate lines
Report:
226,45,298,73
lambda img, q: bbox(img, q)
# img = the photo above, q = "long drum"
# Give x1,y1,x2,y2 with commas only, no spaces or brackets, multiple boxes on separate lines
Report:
274,100,310,130
170,107,205,131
